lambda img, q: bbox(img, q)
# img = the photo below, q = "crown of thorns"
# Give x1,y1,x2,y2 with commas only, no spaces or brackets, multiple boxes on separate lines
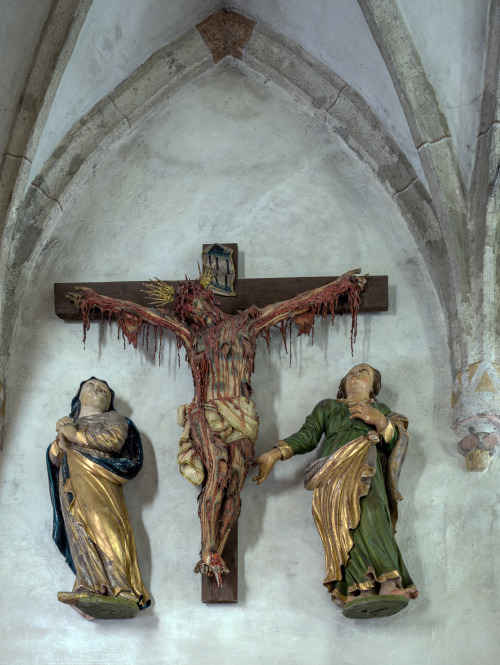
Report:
143,264,214,307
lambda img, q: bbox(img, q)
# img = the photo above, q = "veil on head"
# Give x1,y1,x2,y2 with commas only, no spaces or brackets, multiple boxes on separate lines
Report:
69,377,116,421
47,376,145,581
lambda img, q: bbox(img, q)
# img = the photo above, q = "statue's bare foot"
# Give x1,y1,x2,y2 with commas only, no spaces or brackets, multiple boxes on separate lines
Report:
193,553,229,587
379,580,414,599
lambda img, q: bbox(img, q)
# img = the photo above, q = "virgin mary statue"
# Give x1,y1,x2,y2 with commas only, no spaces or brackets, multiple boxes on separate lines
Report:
47,377,151,619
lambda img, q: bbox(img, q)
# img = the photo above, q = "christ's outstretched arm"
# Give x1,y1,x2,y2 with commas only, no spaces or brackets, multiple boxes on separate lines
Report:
251,269,365,335
68,287,192,348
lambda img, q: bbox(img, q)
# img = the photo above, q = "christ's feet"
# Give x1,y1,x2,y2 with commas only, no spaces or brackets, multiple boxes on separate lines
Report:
194,552,229,587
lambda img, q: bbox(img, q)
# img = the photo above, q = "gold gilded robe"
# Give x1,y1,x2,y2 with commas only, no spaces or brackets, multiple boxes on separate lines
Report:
49,411,150,607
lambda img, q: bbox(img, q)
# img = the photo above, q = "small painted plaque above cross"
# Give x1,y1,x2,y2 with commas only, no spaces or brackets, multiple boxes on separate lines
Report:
202,243,237,297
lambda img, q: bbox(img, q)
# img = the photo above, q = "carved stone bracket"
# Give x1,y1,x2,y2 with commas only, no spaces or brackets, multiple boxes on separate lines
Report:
196,10,256,63
452,362,500,471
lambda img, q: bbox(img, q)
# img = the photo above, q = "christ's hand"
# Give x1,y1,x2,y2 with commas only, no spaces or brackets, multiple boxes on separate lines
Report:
66,286,91,309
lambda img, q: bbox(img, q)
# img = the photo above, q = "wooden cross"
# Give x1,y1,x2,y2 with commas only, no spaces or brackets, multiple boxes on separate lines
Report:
54,244,388,603
54,244,388,319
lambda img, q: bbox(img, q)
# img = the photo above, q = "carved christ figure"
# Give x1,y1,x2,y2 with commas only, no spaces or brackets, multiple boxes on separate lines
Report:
69,269,364,585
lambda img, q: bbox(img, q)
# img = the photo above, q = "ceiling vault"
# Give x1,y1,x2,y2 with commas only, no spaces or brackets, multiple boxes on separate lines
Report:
0,6,498,468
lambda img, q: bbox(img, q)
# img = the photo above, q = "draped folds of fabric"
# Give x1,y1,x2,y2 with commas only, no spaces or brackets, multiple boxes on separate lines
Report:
177,397,259,485
47,410,150,609
305,433,377,587
285,399,418,605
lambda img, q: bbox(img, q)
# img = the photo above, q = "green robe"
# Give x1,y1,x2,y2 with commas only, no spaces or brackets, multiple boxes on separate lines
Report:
284,398,416,602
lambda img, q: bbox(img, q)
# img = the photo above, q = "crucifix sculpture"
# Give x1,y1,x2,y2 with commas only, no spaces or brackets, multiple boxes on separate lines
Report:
55,245,388,602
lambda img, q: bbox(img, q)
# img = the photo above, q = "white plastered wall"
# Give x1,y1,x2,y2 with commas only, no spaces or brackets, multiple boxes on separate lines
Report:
27,0,221,182
1,64,499,665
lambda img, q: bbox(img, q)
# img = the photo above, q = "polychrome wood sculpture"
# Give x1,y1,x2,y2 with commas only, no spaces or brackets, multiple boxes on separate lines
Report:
67,269,365,587
47,378,151,620
253,364,418,618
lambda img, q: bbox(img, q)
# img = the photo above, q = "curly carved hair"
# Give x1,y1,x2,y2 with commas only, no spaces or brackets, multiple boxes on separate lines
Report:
337,365,381,401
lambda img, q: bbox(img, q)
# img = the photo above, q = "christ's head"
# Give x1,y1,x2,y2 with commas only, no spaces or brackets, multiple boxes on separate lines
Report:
173,280,222,327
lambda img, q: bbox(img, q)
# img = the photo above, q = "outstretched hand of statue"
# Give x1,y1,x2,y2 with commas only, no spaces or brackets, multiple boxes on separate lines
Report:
252,448,282,484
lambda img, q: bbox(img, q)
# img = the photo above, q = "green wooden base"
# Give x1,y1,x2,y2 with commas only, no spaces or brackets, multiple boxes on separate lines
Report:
342,594,408,619
57,592,139,620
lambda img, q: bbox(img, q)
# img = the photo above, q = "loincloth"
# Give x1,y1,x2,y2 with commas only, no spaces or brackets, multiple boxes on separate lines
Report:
177,397,259,485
